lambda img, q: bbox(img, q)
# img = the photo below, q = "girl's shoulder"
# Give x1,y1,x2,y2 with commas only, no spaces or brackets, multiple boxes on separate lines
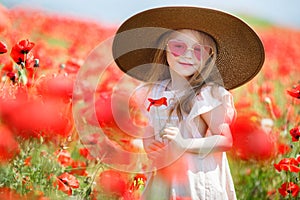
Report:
188,83,235,120
196,83,231,102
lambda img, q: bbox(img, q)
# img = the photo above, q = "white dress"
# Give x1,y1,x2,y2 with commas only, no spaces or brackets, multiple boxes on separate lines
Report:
141,80,237,200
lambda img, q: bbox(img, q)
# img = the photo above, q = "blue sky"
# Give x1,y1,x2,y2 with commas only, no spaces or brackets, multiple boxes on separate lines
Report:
1,0,300,29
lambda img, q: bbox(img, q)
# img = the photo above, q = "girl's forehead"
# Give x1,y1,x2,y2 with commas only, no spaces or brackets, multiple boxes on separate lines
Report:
169,29,202,42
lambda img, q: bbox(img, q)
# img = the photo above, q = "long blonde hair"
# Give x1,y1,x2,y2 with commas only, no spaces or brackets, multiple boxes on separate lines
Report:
146,29,221,120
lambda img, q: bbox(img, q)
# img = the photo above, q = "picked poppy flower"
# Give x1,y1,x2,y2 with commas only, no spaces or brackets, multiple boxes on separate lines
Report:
0,41,7,54
274,158,300,173
289,126,300,142
287,84,300,99
147,97,168,111
278,182,300,197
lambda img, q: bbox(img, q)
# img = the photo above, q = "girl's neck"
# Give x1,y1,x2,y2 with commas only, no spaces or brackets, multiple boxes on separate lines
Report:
169,70,190,91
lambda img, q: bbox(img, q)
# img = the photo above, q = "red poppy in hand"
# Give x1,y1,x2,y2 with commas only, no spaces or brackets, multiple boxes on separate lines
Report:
147,97,168,111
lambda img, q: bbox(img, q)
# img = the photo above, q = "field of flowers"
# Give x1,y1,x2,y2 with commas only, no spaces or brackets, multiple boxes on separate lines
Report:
0,4,299,200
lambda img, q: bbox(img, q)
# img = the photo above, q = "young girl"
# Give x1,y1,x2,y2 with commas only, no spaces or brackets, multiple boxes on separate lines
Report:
112,6,265,200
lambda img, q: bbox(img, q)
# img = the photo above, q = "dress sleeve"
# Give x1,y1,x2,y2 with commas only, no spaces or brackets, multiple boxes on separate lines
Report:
187,85,236,129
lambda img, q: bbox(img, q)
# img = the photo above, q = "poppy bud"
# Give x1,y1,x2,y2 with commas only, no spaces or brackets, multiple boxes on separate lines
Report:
34,58,39,68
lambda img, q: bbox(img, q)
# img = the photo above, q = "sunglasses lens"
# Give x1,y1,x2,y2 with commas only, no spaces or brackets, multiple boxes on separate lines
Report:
168,41,187,57
193,44,202,61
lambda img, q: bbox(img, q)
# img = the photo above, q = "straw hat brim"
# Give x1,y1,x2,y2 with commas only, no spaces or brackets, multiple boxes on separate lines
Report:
112,6,265,90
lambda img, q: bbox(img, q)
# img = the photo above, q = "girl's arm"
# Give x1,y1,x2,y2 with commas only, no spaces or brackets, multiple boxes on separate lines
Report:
162,104,233,155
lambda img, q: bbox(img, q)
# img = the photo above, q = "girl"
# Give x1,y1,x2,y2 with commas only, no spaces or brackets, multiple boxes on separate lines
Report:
112,6,265,200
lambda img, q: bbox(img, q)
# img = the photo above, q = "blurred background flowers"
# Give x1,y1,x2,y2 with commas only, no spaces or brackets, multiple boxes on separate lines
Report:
0,1,299,199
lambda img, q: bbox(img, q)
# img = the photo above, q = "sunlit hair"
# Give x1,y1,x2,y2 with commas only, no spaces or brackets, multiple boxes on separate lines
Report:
146,29,221,121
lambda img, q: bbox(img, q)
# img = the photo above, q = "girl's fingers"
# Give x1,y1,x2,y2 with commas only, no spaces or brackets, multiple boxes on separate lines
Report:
147,141,165,152
163,129,177,136
152,141,165,148
162,134,175,141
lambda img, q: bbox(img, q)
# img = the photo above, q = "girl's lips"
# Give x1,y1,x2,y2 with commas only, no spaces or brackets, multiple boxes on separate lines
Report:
179,62,194,67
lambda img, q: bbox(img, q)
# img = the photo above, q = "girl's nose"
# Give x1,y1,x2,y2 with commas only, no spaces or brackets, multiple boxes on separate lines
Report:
183,48,193,58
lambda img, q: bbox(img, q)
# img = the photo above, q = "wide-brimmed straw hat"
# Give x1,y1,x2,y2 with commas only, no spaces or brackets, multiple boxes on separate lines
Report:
112,6,265,90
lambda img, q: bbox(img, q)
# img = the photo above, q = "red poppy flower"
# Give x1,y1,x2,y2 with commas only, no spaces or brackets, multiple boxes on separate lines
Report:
0,41,7,54
290,127,300,142
277,143,291,155
63,58,83,74
0,187,22,199
37,74,74,100
274,158,300,173
12,39,35,54
55,173,79,196
258,82,273,100
1,97,73,139
70,161,88,176
130,174,147,191
10,49,35,67
0,56,13,72
278,182,300,197
10,39,35,67
287,84,300,99
79,147,89,158
98,169,127,196
56,150,73,167
24,157,31,166
230,114,275,161
147,97,168,111
58,173,79,188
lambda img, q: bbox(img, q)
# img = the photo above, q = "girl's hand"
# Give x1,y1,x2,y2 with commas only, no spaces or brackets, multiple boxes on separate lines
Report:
144,141,166,161
162,126,187,150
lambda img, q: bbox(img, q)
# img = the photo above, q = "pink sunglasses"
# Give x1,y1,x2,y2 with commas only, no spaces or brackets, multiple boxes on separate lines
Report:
167,40,214,61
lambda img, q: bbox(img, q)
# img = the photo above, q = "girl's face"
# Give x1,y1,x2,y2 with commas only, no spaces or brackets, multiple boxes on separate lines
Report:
166,29,213,78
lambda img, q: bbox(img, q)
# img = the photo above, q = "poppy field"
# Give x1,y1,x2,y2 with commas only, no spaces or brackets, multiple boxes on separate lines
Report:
0,4,299,200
